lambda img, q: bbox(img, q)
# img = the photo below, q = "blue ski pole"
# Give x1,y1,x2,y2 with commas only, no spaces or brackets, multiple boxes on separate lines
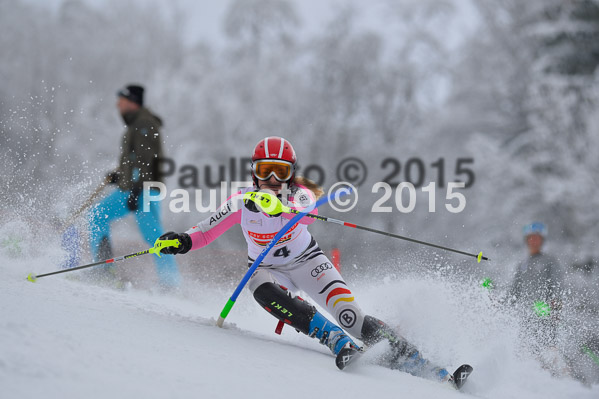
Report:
216,188,349,327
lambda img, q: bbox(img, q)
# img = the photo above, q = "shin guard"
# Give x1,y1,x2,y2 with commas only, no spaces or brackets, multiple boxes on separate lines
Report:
253,282,315,334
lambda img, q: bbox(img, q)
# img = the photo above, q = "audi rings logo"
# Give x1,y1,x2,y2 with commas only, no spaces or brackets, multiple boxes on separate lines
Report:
311,262,333,277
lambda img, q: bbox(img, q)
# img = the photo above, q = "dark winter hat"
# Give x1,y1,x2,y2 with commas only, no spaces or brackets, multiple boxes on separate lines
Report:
117,84,144,106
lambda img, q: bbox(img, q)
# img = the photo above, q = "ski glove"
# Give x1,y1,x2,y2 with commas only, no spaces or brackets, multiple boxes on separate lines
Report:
127,184,142,211
158,231,192,255
106,171,120,184
244,194,260,213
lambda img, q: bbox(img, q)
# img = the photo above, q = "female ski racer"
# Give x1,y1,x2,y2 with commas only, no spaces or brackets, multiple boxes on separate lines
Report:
159,136,468,387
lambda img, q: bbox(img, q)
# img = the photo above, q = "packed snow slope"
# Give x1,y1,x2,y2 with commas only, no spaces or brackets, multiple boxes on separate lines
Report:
2,249,598,399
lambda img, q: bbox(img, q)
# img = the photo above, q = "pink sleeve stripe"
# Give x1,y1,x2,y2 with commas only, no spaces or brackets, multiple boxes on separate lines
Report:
281,211,315,225
189,210,241,250
188,191,244,250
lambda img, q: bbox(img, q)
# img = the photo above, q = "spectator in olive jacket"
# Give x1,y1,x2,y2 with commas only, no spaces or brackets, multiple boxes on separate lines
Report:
88,84,180,289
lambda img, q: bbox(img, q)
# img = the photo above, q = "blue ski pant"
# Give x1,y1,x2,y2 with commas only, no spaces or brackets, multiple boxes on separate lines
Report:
88,188,180,288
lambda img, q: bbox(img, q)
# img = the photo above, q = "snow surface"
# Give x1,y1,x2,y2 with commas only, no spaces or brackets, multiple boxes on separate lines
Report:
2,247,598,399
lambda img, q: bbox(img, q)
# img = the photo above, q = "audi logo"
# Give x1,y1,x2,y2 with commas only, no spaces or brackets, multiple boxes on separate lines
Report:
311,262,333,277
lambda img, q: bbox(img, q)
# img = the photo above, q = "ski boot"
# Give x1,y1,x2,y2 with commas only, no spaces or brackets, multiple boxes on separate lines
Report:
308,310,359,356
361,316,452,383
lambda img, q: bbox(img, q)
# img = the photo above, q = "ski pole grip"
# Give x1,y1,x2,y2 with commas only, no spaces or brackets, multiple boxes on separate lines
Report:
243,192,290,216
150,238,181,257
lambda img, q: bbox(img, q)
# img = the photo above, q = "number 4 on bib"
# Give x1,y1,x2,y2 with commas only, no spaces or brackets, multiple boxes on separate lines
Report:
273,246,290,258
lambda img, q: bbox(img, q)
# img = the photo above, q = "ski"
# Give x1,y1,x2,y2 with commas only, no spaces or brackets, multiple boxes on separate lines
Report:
450,364,473,390
336,344,473,391
335,345,364,370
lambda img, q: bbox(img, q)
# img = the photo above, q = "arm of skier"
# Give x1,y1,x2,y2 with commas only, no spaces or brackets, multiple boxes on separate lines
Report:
158,192,244,254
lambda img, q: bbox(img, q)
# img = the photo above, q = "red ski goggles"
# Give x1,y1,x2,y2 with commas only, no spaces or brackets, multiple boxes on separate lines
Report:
252,160,294,182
